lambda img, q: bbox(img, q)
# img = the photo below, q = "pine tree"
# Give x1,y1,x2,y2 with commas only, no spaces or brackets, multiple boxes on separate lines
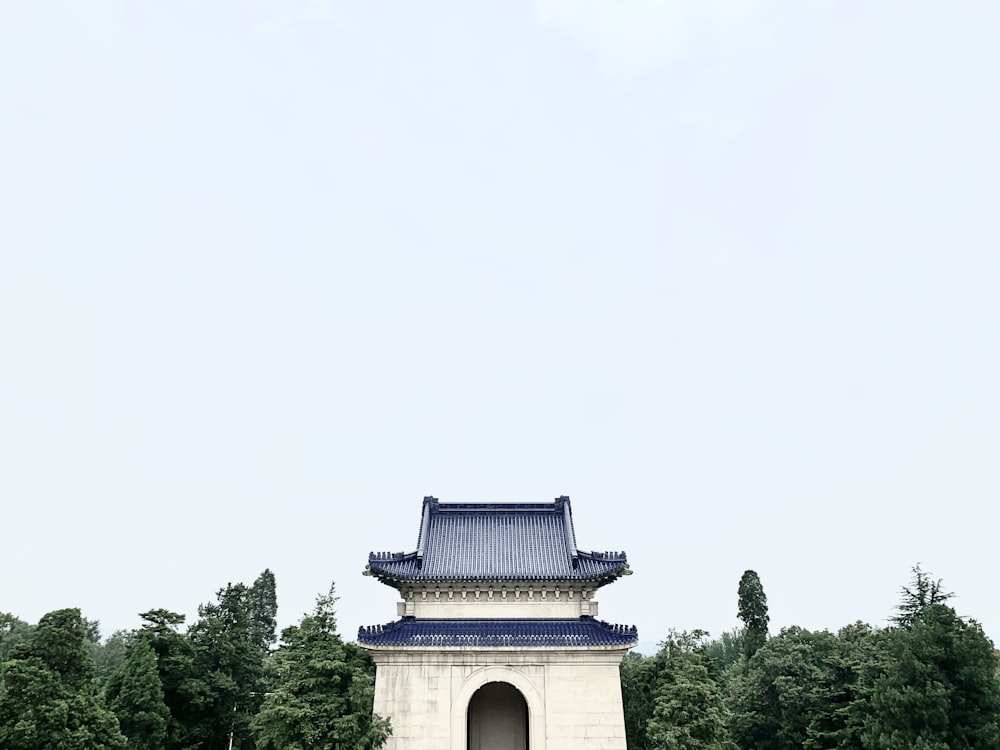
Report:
106,638,170,750
866,604,1000,749
251,584,391,750
890,564,953,628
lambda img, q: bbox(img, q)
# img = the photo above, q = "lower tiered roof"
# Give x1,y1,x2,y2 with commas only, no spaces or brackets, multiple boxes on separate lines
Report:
357,617,638,649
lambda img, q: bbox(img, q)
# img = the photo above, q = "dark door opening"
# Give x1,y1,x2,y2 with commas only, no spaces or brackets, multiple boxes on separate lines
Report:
467,681,528,750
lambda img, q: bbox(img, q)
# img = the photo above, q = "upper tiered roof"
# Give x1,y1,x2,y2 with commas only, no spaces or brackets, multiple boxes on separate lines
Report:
366,496,629,586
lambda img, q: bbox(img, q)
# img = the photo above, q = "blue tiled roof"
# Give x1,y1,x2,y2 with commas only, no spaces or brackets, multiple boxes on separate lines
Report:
366,497,629,584
357,617,638,648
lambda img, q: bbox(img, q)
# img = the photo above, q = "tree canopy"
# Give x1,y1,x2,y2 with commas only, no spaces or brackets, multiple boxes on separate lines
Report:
4,565,998,750
251,585,391,750
624,566,1000,750
105,638,169,750
891,564,954,628
867,603,1000,749
1,571,389,750
0,609,126,750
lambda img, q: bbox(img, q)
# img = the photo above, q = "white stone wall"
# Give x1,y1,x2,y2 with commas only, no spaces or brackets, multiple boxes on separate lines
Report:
368,648,630,750
401,599,598,619
395,584,600,619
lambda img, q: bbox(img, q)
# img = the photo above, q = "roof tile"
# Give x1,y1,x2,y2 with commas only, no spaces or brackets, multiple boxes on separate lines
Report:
366,498,629,583
357,617,638,648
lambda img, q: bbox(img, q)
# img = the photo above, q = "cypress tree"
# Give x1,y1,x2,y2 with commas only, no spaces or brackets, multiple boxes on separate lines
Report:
737,570,769,660
106,638,170,750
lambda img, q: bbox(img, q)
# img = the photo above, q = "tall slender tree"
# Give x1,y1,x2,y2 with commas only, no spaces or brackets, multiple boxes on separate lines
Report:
188,583,262,750
248,569,278,655
136,608,205,750
737,570,769,660
105,638,170,750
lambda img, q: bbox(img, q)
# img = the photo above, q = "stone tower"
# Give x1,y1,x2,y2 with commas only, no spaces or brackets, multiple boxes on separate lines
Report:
359,496,637,750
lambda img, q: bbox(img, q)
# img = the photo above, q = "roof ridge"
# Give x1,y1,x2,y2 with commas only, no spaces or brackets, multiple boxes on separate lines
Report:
366,496,630,586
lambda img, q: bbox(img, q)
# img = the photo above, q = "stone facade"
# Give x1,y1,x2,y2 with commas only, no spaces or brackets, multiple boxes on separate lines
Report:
360,497,636,750
367,648,629,750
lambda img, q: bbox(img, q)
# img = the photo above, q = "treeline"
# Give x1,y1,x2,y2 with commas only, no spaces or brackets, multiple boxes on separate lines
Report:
621,567,1000,750
3,566,998,750
0,570,389,750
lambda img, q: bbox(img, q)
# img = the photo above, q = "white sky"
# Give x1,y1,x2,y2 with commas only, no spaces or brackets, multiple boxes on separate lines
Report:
1,1,998,652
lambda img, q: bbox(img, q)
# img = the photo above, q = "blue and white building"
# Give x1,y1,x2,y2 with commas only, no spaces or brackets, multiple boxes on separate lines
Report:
360,496,637,750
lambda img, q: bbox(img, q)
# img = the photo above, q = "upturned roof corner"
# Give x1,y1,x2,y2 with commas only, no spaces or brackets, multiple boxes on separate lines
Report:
365,496,631,588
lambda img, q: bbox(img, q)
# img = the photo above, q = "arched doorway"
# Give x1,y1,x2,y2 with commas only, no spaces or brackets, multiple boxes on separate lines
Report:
467,681,529,750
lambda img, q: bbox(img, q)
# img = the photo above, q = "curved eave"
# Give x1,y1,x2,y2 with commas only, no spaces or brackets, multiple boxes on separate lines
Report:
363,563,631,591
357,617,639,650
360,641,637,652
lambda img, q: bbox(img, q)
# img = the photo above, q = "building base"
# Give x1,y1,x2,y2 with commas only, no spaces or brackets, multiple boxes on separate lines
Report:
369,647,630,750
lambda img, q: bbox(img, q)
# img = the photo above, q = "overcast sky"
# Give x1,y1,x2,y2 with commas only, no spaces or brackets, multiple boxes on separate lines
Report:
2,1,998,651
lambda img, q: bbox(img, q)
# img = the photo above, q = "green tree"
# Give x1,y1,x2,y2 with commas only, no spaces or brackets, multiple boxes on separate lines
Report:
136,608,207,750
865,603,1000,750
0,613,33,670
187,584,259,750
890,564,953,628
699,629,745,686
81,618,105,684
728,625,872,750
94,630,133,688
106,637,170,750
251,584,391,750
185,572,279,750
621,650,664,750
820,621,887,750
737,570,769,660
647,632,733,750
248,568,278,655
729,627,823,750
0,608,126,750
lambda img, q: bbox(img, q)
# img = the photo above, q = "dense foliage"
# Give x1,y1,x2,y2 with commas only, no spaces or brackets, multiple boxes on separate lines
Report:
0,609,125,750
3,565,997,750
0,570,388,750
623,567,1000,750
252,586,390,750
